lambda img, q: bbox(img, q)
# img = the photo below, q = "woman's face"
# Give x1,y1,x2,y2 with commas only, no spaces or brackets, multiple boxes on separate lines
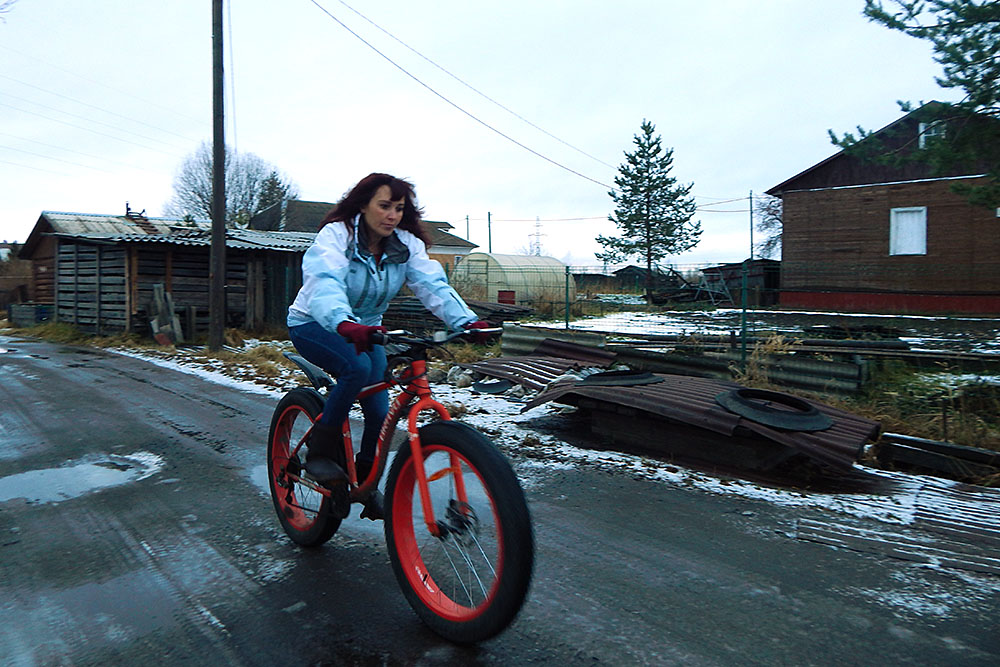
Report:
360,185,405,239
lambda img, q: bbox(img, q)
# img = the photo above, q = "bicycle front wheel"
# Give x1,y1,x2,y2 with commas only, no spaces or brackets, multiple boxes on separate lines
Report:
267,387,341,547
384,421,534,644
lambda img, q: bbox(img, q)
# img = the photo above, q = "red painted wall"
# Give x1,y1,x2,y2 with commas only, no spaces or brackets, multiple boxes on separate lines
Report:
781,290,1000,315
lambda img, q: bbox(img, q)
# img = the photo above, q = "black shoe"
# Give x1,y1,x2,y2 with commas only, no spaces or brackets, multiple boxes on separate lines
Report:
305,422,348,485
304,456,348,485
355,457,375,486
355,457,384,520
360,490,384,521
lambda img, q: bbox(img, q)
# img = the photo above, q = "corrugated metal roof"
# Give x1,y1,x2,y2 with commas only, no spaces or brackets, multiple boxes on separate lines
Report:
519,375,879,471
42,211,209,236
49,227,315,253
462,356,602,391
461,334,880,472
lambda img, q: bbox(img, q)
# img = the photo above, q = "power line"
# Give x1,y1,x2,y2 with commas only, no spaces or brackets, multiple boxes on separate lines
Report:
696,207,751,213
0,157,70,176
335,0,615,170
306,0,612,190
0,44,206,125
0,92,185,150
0,130,162,173
0,143,113,173
468,217,596,223
0,73,201,144
0,100,182,157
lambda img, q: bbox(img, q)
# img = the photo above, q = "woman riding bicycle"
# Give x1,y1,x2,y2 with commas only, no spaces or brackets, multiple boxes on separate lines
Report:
286,173,489,517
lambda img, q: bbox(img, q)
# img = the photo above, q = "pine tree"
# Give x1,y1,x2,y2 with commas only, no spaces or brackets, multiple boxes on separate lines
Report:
596,120,701,300
833,0,1000,208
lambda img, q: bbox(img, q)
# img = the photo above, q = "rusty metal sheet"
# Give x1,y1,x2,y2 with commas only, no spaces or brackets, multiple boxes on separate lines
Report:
520,373,878,471
532,339,618,366
464,349,879,471
461,356,598,391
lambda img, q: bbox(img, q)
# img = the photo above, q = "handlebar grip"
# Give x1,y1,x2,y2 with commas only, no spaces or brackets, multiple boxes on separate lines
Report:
370,331,390,346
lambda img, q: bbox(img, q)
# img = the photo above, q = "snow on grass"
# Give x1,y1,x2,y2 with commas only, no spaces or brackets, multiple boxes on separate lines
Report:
532,307,1000,355
107,342,1000,534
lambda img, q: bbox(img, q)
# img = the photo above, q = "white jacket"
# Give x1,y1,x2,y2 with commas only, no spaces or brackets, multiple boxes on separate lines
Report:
288,216,477,332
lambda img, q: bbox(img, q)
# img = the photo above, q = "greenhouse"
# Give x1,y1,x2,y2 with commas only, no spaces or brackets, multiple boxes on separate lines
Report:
450,253,576,306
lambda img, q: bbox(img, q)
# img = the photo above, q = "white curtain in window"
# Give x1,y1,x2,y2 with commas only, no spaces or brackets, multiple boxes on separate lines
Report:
889,207,927,255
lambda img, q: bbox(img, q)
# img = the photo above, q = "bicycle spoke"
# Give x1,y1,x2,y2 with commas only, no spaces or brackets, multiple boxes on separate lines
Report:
385,420,533,642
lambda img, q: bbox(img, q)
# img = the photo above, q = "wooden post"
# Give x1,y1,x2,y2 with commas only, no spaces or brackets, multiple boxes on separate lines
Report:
209,0,226,350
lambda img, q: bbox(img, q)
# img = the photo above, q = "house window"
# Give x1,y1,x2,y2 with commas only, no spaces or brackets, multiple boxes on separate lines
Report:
918,121,945,149
889,207,927,256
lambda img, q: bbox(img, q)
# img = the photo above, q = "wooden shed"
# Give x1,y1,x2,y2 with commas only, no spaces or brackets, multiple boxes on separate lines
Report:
18,210,313,336
767,103,1000,315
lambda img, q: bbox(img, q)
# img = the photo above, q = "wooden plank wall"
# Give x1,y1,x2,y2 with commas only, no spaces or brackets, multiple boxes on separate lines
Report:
782,178,1000,295
133,245,249,334
54,241,262,337
55,243,127,334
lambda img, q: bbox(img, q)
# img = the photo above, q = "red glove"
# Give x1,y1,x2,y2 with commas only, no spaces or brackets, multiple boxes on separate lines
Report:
462,320,493,343
337,321,388,354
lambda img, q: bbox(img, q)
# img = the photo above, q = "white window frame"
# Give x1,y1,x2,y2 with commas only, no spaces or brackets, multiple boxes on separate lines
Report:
889,206,927,256
918,121,945,149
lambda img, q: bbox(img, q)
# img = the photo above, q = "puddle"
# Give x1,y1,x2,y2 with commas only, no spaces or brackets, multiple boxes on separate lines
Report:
249,464,270,497
0,452,164,504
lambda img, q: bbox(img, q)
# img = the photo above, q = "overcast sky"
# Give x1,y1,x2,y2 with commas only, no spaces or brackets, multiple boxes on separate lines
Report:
0,1,950,266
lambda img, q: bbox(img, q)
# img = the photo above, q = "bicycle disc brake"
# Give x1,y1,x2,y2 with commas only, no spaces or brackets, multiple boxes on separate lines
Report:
439,499,479,547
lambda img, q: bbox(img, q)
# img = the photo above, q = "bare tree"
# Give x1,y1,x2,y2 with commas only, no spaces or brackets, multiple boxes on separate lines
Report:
753,194,782,259
164,142,299,227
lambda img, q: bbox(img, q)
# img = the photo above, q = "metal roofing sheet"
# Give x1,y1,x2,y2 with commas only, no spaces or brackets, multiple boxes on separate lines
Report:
462,348,880,471
517,373,879,471
53,228,314,252
42,211,209,236
462,356,600,391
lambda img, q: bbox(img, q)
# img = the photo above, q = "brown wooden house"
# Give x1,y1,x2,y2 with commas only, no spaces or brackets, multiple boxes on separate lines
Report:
250,199,479,274
18,210,314,336
767,103,1000,315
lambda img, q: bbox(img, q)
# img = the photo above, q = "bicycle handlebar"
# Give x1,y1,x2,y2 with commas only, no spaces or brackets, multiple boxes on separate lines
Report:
370,327,503,348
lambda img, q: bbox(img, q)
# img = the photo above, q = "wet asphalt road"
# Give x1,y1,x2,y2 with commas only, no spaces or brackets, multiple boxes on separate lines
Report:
1,334,998,666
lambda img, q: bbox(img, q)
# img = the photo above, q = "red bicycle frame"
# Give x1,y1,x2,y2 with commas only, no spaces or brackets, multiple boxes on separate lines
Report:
291,357,463,538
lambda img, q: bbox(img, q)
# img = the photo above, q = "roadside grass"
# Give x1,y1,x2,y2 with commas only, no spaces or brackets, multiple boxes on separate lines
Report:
731,337,1000,453
842,363,1000,451
7,318,997,454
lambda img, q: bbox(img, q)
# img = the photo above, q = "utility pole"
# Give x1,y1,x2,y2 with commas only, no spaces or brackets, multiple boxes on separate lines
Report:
209,0,226,350
487,212,492,253
740,190,751,365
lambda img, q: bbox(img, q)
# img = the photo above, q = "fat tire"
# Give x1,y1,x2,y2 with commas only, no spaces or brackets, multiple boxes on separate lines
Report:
384,421,534,644
267,387,341,546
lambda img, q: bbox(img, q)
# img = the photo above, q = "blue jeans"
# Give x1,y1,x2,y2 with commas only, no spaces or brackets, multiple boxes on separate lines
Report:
288,321,388,462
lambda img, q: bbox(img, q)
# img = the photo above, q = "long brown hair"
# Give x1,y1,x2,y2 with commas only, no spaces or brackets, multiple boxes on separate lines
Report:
318,173,431,246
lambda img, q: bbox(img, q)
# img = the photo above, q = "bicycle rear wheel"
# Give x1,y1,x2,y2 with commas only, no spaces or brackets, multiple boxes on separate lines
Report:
384,421,533,643
267,387,341,547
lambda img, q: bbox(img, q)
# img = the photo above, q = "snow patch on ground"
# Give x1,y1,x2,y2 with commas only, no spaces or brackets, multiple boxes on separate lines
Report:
107,341,1000,535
